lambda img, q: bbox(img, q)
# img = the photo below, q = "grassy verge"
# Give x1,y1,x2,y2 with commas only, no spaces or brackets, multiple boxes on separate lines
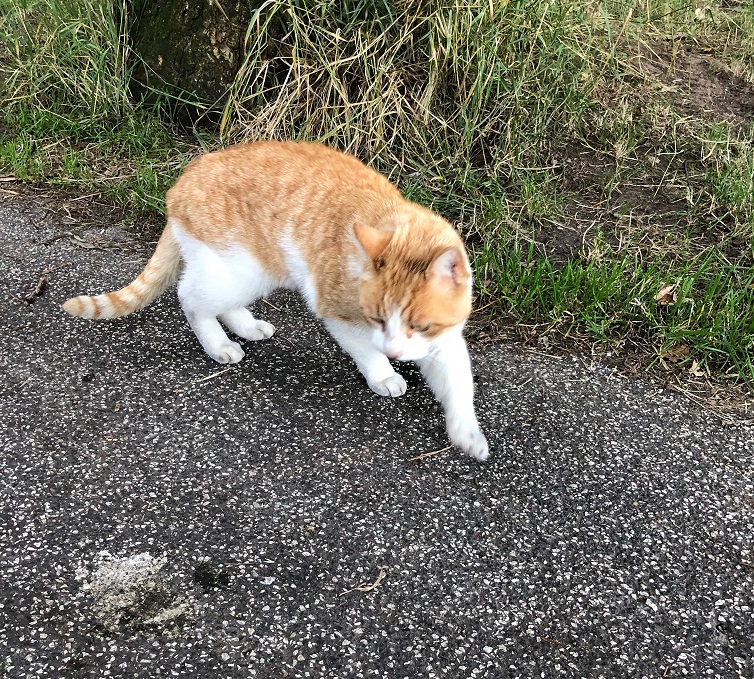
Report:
0,0,189,211
1,0,753,388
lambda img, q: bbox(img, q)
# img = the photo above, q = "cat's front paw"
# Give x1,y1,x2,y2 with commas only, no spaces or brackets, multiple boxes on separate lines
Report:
210,342,245,364
368,373,407,398
448,422,489,462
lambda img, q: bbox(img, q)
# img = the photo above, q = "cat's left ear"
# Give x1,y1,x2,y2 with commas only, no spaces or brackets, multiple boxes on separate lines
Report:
428,247,470,288
354,223,392,262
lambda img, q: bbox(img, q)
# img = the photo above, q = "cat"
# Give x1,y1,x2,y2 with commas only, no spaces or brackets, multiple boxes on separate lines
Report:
63,141,489,461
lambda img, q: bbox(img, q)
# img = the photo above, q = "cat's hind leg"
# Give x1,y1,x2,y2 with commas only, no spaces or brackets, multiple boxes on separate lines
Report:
219,308,275,341
182,306,245,364
177,260,247,364
173,222,278,364
324,319,407,397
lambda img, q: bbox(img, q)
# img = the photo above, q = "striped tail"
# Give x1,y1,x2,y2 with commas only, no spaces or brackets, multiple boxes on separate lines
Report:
63,226,181,319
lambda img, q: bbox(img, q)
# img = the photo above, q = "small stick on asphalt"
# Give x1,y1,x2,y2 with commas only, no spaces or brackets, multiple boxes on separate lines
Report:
16,377,32,390
339,567,386,596
540,637,563,646
21,276,48,305
406,445,452,462
511,377,533,390
193,367,234,384
262,298,283,312
41,231,74,246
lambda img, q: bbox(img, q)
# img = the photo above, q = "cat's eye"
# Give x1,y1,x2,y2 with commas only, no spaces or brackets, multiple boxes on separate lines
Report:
369,316,385,328
411,323,431,334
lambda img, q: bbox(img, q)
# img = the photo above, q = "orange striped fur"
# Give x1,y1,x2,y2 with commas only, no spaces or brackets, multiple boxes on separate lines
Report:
63,227,181,319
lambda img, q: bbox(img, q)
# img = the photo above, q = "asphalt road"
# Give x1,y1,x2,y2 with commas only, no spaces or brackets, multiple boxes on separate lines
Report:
1,192,753,678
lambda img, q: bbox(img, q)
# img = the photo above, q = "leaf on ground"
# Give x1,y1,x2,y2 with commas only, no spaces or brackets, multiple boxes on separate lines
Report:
655,283,678,306
664,343,690,363
689,359,705,377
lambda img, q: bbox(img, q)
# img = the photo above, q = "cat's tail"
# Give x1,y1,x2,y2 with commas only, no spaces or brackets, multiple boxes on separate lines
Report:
63,226,181,319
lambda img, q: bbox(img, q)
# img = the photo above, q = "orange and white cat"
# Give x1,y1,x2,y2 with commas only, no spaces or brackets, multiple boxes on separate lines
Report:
63,141,489,460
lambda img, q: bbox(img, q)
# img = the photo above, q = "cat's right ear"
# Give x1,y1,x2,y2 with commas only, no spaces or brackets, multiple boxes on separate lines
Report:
354,224,392,263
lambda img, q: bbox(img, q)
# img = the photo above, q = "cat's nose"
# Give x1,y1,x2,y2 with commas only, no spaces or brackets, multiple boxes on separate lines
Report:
386,349,403,360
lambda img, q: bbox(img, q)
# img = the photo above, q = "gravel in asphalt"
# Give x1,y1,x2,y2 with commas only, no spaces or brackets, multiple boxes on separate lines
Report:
1,194,752,678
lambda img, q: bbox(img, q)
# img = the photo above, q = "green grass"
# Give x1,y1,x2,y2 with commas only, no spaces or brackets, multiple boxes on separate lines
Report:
0,0,188,210
1,0,753,387
476,240,754,383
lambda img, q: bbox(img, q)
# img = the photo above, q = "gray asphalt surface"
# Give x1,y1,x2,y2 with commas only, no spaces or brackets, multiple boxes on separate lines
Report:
1,193,753,679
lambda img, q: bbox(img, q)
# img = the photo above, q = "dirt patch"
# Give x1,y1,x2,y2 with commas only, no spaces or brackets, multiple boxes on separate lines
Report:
0,182,163,243
538,143,691,262
633,37,754,133
536,35,754,263
78,551,194,636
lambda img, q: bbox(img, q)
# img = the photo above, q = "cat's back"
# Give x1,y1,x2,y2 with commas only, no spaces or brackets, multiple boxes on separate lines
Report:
165,140,402,281
168,141,398,209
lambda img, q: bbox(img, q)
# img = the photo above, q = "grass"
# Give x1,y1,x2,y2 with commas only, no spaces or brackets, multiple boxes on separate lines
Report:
1,0,753,388
0,0,189,211
477,240,754,383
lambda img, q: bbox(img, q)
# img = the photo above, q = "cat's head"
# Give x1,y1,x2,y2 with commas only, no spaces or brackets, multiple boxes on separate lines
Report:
354,220,472,361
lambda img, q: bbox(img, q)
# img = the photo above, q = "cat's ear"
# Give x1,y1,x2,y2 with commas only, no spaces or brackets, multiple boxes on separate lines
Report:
354,224,392,262
428,247,470,288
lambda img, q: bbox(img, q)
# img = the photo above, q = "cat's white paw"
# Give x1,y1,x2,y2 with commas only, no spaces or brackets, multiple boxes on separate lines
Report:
448,422,489,462
241,319,275,341
369,373,407,398
210,342,245,364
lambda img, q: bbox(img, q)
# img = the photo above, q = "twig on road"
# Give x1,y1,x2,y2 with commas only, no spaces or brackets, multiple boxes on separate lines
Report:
339,567,386,596
406,445,452,462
